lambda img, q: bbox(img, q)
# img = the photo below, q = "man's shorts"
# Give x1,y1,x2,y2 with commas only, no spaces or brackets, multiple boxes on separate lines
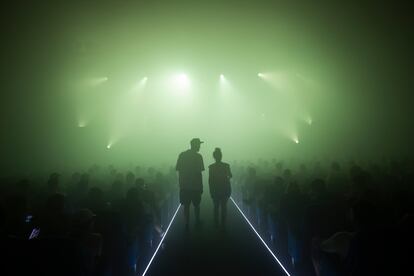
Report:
180,189,202,206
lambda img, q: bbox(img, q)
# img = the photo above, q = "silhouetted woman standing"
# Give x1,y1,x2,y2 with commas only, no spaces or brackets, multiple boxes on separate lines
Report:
208,148,232,229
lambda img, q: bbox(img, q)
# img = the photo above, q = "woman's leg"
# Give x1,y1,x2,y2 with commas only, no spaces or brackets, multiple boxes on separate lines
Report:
213,199,219,227
183,204,190,230
221,198,228,228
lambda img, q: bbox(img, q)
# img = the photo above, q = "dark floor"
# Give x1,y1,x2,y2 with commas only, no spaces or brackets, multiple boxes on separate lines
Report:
145,194,288,276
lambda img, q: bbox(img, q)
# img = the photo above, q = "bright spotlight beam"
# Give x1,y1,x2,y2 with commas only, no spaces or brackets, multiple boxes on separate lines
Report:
142,204,181,276
230,197,291,276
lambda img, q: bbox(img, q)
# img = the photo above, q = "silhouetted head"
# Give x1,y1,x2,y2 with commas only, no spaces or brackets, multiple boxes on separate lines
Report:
276,162,283,171
16,179,30,196
147,167,155,175
71,172,81,181
111,180,123,191
331,161,340,171
350,199,377,230
126,171,135,183
190,138,203,152
115,172,124,182
286,181,300,194
273,176,284,187
350,165,362,179
283,169,292,179
135,178,145,189
48,173,60,193
213,148,222,162
46,193,66,214
310,178,326,199
88,187,103,201
313,161,322,173
80,173,89,184
351,170,372,196
248,167,256,177
155,172,163,180
126,187,139,201
5,194,28,218
72,208,96,234
49,172,59,182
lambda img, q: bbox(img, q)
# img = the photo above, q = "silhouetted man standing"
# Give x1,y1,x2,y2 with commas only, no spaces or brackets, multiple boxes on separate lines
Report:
176,138,204,230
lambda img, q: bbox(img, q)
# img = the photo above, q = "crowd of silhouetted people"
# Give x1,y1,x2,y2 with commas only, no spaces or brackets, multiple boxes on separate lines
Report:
1,158,413,276
232,158,414,276
0,165,178,276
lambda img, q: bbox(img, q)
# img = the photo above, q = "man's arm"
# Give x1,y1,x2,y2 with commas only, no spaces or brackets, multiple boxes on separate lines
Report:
176,153,182,172
208,166,213,186
200,155,205,171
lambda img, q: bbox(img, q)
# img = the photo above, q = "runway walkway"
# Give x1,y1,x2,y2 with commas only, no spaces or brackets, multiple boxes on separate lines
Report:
143,193,291,276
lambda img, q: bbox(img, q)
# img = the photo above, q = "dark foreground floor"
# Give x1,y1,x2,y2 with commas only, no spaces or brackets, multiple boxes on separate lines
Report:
145,194,288,276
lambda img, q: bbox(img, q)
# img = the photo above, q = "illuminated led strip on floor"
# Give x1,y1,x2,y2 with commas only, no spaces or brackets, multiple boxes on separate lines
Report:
230,197,291,276
142,204,181,276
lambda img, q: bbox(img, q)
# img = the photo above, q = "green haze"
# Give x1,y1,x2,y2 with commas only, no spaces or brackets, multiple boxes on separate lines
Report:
1,1,413,174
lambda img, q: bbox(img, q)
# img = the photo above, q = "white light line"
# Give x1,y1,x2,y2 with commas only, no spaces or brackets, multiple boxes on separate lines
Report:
142,204,181,276
230,197,291,276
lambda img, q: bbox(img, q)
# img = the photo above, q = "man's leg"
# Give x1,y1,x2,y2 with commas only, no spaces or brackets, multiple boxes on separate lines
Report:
180,190,190,230
194,204,200,224
193,191,202,227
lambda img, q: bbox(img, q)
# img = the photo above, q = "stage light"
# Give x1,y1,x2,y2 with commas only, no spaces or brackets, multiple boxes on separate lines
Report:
231,198,291,276
220,74,225,81
131,76,148,92
257,72,292,92
106,144,112,149
290,134,299,144
174,73,190,89
142,204,181,276
78,122,86,128
89,77,108,86
139,76,148,86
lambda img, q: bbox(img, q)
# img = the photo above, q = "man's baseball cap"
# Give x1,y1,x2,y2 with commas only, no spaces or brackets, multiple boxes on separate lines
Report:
190,138,204,145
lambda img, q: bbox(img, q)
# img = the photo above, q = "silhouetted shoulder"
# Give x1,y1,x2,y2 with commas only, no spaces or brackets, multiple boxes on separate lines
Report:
209,162,229,167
